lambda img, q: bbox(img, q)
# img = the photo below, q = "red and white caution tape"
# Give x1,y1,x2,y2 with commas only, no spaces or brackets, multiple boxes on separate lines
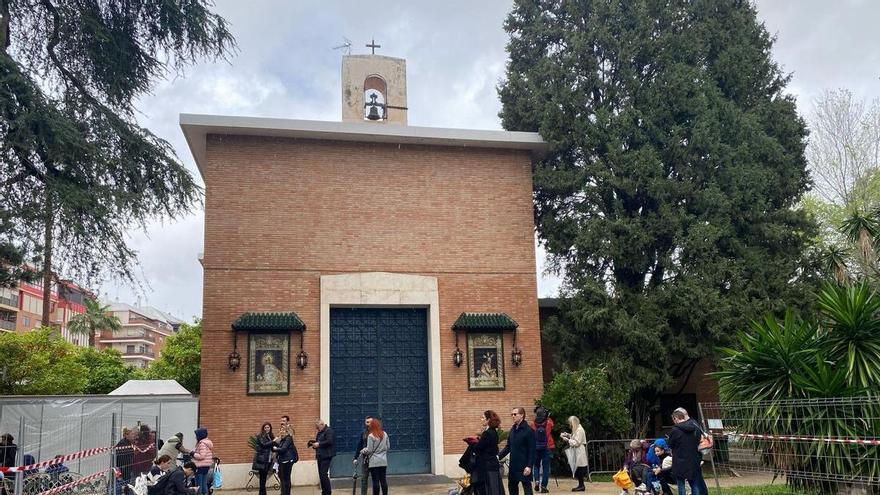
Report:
0,446,115,474
36,468,119,495
0,442,156,474
734,433,880,446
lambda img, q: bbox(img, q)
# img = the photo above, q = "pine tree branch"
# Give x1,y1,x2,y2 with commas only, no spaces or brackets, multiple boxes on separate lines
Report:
39,0,104,112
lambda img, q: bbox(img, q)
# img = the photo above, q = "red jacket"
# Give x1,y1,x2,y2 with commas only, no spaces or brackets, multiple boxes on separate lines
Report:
530,417,555,450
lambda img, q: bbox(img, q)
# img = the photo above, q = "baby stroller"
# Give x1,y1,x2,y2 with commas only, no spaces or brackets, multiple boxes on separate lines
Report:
451,437,479,495
206,458,221,495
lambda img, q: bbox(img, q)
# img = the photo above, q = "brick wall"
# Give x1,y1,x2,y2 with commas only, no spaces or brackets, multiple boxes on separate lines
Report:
200,135,543,465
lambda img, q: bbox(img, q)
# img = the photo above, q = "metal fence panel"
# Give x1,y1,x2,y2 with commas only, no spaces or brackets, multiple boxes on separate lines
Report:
699,396,880,491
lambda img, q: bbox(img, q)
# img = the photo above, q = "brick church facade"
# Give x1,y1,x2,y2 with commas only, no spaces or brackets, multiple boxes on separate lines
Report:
182,54,548,486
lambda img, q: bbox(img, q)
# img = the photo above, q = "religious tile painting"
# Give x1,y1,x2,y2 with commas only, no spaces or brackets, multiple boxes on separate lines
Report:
467,332,505,391
247,333,290,395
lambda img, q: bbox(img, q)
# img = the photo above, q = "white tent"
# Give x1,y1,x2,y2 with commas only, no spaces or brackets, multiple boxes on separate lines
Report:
109,380,191,396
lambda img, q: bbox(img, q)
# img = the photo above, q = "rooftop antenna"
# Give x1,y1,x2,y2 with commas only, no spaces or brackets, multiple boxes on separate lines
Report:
333,37,352,55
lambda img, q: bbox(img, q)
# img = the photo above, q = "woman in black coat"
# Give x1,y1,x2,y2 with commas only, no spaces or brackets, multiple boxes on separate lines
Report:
473,410,504,495
252,423,274,495
273,424,297,495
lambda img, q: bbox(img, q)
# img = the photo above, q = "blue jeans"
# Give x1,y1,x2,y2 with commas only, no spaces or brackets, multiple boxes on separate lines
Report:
532,448,551,488
676,472,705,495
196,466,210,494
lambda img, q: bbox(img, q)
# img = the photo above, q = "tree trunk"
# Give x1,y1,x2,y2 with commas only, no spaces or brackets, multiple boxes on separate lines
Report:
40,189,54,327
0,0,10,54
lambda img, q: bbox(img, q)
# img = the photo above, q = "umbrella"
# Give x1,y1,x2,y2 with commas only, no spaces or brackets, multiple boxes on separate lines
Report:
564,447,577,477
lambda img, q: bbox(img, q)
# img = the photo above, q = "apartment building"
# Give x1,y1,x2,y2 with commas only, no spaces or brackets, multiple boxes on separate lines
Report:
1,277,91,346
98,303,184,368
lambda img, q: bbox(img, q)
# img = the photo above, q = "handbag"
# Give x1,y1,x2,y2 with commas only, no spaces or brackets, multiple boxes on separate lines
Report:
362,434,385,469
212,465,223,489
613,469,634,489
696,426,714,456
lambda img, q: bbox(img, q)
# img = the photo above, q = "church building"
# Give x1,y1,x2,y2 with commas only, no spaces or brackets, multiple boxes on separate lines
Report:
181,52,548,486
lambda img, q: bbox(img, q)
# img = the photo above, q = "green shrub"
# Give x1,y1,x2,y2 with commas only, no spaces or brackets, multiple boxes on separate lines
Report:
537,367,631,474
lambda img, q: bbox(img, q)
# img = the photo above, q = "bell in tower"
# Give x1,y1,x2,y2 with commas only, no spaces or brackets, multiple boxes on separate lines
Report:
341,53,408,125
364,89,386,121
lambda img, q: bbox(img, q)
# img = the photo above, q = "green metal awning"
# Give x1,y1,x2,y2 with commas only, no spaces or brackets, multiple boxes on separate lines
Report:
452,312,518,332
232,312,305,332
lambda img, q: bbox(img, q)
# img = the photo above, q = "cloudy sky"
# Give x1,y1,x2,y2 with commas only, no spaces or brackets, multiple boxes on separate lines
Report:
97,0,880,321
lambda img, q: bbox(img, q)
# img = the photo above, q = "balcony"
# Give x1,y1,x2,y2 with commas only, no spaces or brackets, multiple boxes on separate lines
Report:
100,331,156,343
0,320,15,331
121,350,155,359
0,294,18,309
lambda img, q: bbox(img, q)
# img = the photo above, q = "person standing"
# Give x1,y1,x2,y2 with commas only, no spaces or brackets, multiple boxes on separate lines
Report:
361,418,390,495
353,416,373,495
191,427,214,495
114,427,136,494
311,419,336,495
560,416,588,492
473,410,504,495
666,408,704,495
132,424,157,477
251,422,274,495
273,420,296,495
499,407,536,495
531,406,555,493
158,433,189,464
0,434,16,470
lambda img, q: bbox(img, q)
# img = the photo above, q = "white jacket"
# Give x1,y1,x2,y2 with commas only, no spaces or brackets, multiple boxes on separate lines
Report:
565,425,588,468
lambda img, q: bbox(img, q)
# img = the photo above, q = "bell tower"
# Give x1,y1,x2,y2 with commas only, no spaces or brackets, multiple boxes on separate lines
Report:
341,51,408,125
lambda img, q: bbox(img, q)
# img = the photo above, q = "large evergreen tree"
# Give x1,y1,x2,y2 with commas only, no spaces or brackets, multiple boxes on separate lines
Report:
0,0,234,317
500,1,817,401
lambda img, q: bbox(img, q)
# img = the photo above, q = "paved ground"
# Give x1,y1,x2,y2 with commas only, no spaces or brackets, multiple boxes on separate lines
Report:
219,473,777,495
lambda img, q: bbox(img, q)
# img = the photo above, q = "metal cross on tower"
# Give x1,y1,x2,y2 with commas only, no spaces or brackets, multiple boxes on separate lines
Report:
366,38,381,55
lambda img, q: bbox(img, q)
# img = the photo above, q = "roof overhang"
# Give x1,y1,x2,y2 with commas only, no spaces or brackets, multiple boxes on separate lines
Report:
180,113,549,176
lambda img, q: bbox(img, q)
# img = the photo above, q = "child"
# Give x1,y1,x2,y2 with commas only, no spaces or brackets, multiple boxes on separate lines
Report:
646,441,673,495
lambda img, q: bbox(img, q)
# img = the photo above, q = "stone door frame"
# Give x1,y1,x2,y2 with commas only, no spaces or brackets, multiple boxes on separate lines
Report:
319,272,444,474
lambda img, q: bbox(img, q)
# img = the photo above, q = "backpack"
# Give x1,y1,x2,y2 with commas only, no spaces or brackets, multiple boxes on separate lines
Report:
534,422,548,450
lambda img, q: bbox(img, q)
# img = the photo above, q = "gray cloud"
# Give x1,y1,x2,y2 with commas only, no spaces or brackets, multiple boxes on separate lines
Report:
97,0,879,319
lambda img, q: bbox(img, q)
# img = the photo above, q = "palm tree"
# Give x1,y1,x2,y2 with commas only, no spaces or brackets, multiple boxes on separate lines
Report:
67,298,121,348
840,209,880,277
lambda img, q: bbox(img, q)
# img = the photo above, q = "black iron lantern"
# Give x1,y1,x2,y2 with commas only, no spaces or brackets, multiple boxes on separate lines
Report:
511,331,522,367
453,347,463,367
228,349,241,371
296,333,308,370
228,331,242,371
511,347,523,367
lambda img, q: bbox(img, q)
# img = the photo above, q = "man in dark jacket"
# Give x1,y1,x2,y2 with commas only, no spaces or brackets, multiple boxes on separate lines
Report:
166,461,197,495
499,407,536,495
0,434,16,469
115,428,136,495
311,420,336,495
666,408,705,495
352,416,372,495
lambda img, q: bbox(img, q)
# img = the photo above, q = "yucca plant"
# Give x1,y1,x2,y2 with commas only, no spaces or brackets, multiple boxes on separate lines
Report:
816,282,880,390
715,310,819,403
715,284,880,493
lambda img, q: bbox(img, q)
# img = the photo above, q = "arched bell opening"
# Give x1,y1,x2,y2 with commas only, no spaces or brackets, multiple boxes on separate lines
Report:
363,75,387,121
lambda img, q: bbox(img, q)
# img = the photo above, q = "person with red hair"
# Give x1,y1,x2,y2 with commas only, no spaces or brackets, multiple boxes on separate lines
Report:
361,418,390,495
